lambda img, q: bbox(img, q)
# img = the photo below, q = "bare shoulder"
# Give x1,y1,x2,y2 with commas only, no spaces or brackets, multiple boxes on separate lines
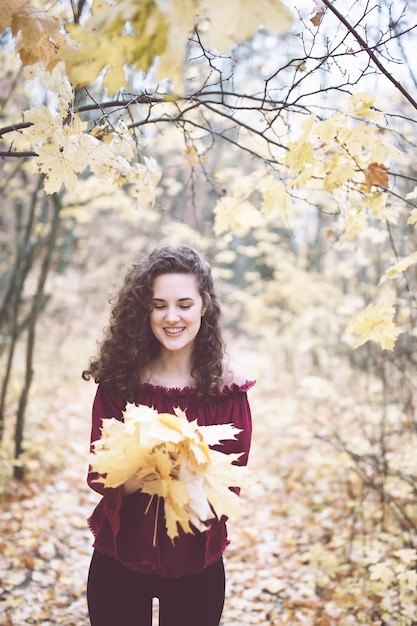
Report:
221,358,247,387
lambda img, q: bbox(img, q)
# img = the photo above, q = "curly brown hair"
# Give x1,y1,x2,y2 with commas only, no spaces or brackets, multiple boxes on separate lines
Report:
82,246,225,400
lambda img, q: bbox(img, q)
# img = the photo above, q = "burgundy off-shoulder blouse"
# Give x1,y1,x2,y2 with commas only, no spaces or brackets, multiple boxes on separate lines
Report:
87,380,254,578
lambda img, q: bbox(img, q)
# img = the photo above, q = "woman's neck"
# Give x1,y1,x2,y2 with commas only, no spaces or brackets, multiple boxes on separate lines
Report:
145,351,194,389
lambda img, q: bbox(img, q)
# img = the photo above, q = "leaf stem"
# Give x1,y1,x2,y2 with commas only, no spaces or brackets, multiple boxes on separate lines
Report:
153,497,160,547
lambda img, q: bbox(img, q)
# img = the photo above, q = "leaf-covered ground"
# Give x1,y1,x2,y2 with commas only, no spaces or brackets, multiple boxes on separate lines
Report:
1,333,415,625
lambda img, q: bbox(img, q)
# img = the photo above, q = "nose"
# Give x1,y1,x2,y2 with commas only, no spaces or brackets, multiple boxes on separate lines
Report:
165,306,180,323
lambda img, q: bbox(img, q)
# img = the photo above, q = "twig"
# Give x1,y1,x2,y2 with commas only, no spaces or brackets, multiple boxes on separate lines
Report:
321,0,417,111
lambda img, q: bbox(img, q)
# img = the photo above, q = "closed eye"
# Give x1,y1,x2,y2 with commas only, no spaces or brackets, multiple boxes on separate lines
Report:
151,303,193,310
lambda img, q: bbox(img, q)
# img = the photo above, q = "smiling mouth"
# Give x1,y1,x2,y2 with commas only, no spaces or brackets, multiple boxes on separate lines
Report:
164,327,185,336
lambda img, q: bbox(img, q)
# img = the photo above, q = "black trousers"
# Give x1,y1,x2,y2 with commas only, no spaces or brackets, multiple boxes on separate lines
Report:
87,550,226,626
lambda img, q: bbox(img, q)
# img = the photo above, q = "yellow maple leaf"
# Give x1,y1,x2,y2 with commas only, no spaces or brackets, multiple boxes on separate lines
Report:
196,420,241,446
103,63,128,95
89,404,253,541
342,210,367,240
179,466,214,531
394,549,417,566
164,493,193,538
399,569,417,594
345,300,402,350
68,0,169,92
139,411,189,448
90,418,149,488
213,196,263,235
203,450,248,519
136,445,193,538
200,0,292,52
258,175,293,218
323,160,355,192
66,29,124,89
127,160,161,209
23,62,73,113
365,191,393,222
24,114,159,199
158,0,196,88
24,111,101,194
149,446,177,483
23,105,64,145
407,208,417,225
349,92,377,116
315,112,344,142
34,143,80,194
369,561,395,585
286,140,314,174
379,252,417,284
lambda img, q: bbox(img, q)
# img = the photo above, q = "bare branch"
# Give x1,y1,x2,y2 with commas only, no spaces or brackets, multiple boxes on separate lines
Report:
321,0,417,110
0,121,33,137
0,151,38,158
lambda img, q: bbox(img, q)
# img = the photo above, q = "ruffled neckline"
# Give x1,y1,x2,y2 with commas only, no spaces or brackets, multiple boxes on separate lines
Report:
138,380,256,397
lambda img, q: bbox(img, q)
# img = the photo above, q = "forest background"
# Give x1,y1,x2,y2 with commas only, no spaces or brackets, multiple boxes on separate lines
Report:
1,0,417,624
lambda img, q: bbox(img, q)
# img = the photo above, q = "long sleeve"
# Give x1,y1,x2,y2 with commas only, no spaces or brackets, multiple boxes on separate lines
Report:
210,382,253,467
87,383,127,499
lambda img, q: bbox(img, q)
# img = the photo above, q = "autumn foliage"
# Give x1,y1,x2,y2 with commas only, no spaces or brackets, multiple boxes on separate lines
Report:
1,0,415,348
1,0,417,624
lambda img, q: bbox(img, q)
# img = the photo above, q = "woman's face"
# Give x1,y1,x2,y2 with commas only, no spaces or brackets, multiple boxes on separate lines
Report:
149,273,206,356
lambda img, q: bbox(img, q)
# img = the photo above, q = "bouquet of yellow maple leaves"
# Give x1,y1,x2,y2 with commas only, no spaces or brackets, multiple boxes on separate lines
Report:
89,404,252,541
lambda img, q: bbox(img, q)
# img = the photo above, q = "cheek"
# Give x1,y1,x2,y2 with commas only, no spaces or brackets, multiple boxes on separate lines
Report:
149,310,160,328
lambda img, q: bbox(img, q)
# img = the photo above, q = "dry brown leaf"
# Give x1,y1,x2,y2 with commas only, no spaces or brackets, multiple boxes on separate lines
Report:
0,0,26,31
10,2,75,71
310,2,325,27
11,3,59,46
363,162,389,190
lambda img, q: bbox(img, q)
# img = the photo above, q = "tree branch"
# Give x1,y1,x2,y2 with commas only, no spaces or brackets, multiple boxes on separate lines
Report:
0,121,33,137
321,0,417,110
0,151,38,158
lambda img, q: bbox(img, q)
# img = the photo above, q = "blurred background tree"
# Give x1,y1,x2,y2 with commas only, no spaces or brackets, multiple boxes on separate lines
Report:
1,0,417,547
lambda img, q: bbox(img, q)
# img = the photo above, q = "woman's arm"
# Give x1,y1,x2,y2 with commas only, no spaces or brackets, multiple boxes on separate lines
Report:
121,474,143,497
88,383,127,498
221,358,248,388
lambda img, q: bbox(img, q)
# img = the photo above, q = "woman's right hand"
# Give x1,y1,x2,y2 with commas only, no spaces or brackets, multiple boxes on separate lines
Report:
122,475,143,497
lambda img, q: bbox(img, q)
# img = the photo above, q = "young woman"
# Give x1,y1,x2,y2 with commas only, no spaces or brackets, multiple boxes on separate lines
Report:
83,245,254,626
